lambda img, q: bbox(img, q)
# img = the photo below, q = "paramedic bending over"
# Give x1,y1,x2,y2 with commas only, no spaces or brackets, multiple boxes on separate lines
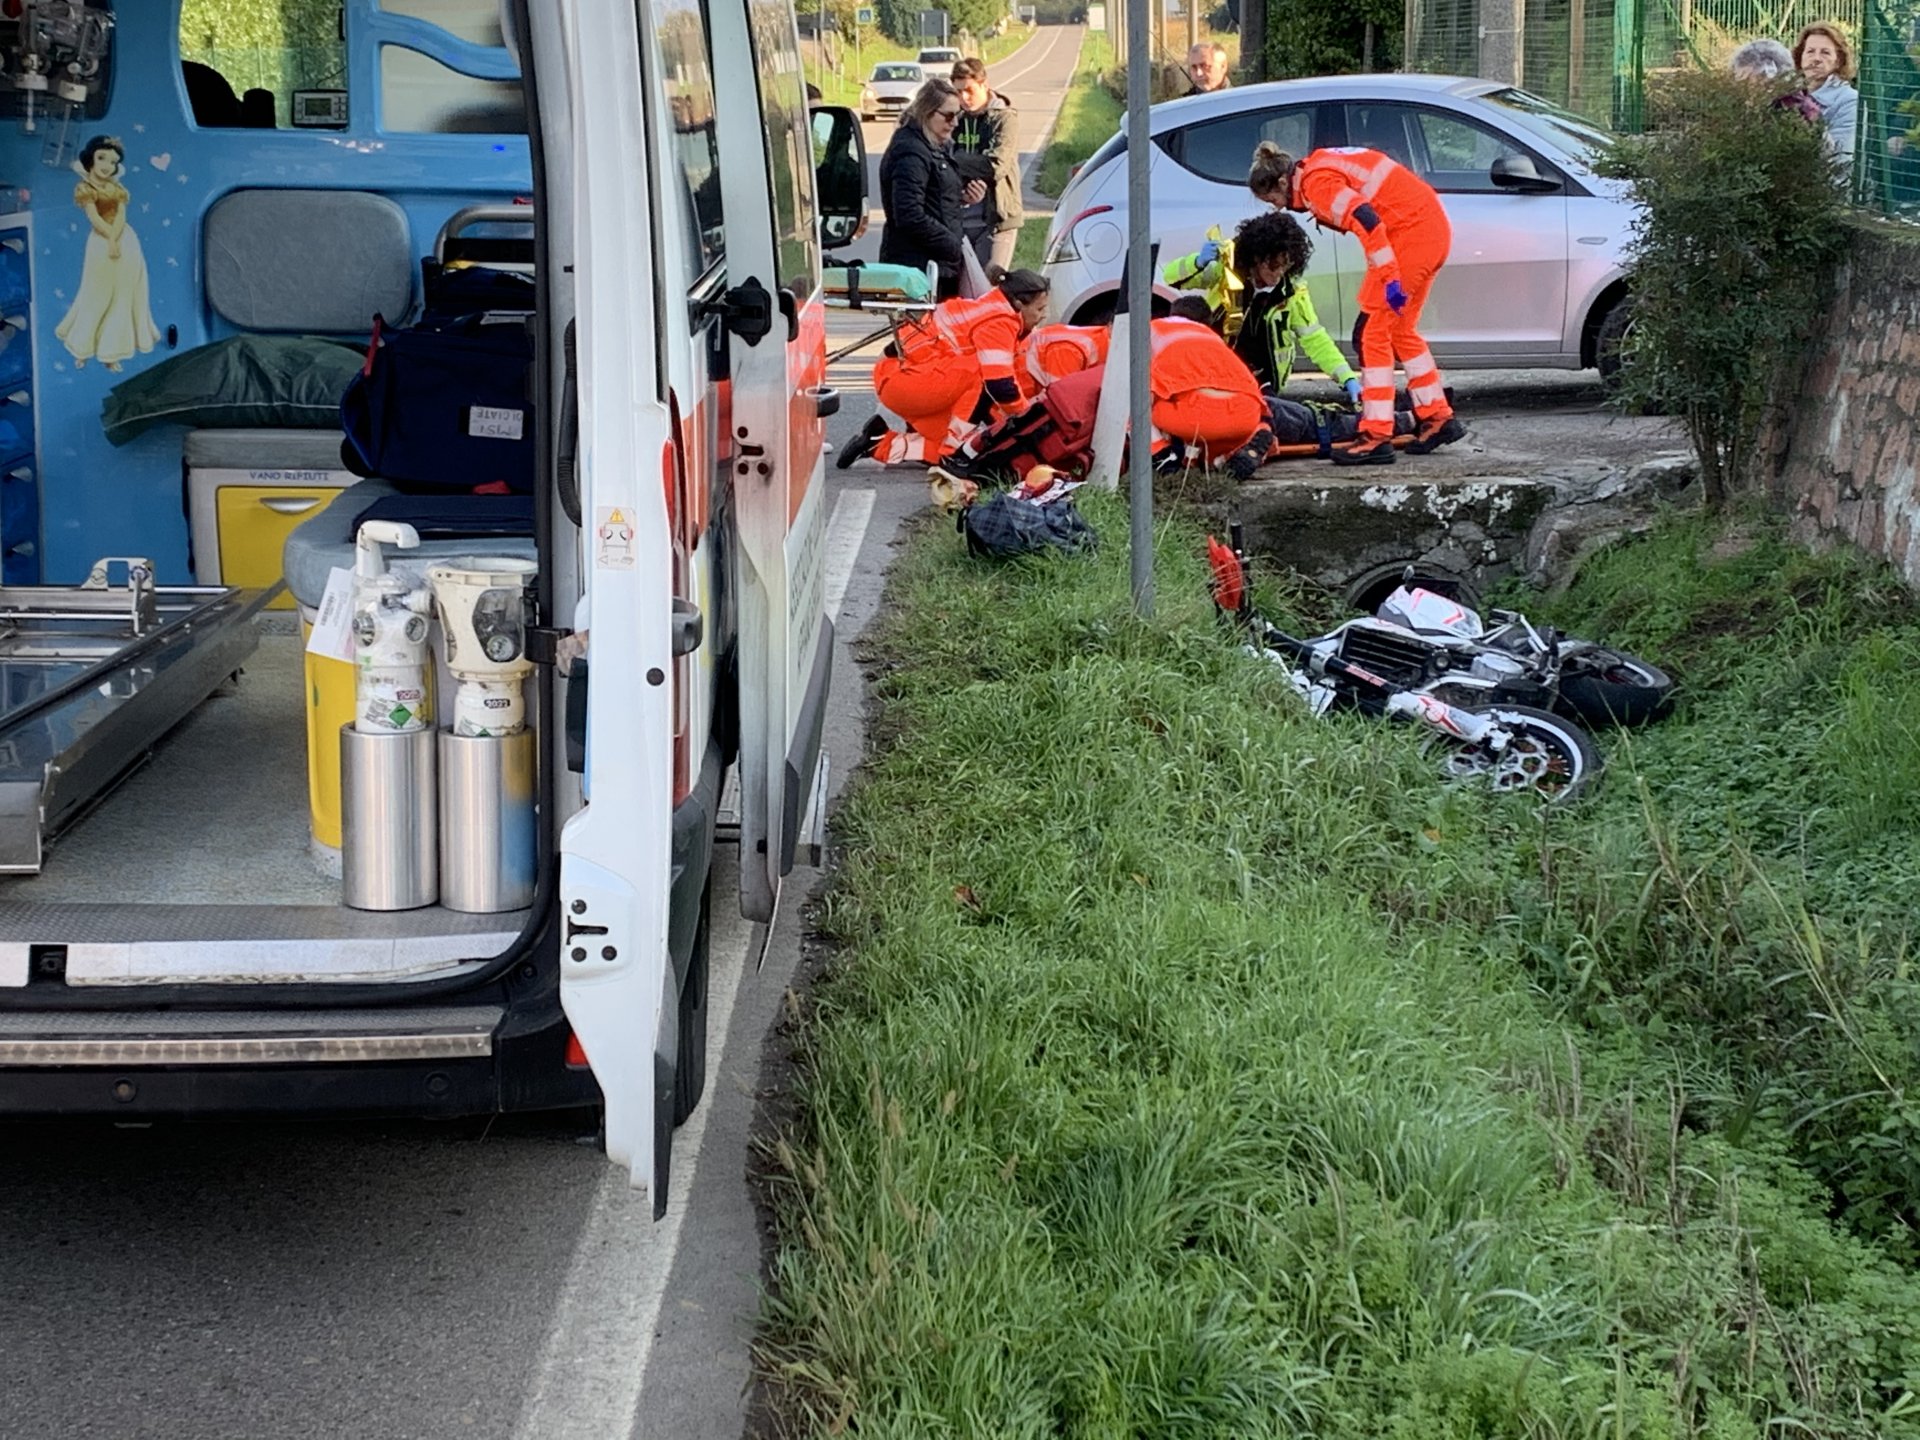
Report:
836,268,1052,468
1248,140,1462,466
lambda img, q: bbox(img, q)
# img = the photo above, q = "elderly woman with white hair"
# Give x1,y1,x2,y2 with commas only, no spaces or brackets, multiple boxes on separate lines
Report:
1728,37,1826,124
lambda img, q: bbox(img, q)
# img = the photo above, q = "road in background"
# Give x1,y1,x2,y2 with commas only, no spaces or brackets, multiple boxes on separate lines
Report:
845,24,1085,269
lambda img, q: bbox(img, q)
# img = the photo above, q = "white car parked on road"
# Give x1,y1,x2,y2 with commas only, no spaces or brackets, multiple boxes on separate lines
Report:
1042,74,1638,373
861,61,932,121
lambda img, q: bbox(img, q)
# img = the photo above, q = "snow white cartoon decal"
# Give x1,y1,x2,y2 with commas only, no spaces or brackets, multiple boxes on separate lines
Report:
55,135,158,372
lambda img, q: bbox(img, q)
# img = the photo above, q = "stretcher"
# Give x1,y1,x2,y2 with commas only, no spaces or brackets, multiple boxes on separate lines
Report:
0,559,273,873
823,260,939,365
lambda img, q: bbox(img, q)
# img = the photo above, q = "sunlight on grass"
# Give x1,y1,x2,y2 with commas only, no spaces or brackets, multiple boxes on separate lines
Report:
757,497,1920,1437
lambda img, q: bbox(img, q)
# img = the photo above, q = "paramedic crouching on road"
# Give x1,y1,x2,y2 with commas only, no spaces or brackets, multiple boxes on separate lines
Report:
1249,140,1464,466
838,268,1053,468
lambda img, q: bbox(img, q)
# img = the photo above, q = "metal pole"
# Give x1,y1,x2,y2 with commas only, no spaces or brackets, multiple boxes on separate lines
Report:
1126,0,1153,615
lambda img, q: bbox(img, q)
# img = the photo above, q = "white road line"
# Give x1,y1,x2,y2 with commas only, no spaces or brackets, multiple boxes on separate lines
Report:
823,488,876,623
987,23,1065,89
510,871,757,1440
1020,27,1085,193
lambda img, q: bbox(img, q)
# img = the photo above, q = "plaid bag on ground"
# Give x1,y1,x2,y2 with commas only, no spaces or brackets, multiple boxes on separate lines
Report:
959,492,1097,559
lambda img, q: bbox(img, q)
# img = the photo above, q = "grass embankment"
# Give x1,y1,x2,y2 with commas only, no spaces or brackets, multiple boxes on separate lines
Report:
757,498,1920,1436
811,26,1036,109
1032,30,1119,198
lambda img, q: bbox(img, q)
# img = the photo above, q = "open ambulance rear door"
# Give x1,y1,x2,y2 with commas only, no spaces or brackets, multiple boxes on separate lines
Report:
708,0,833,926
554,0,833,1205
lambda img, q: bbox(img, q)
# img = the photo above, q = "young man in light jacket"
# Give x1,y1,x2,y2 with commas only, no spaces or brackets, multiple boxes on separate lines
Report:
949,58,1023,271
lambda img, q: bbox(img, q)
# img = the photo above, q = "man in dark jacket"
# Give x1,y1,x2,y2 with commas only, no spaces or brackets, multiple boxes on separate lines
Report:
878,79,983,298
948,58,1022,271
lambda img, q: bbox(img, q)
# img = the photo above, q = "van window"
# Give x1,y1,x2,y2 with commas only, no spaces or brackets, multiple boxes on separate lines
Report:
178,0,348,129
651,0,727,280
378,0,527,134
380,47,526,133
749,0,817,300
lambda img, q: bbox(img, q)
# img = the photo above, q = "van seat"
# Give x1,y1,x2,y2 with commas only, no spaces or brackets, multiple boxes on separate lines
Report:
282,480,536,611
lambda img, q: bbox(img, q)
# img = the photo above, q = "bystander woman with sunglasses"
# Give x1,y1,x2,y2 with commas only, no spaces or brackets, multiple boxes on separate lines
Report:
878,79,987,299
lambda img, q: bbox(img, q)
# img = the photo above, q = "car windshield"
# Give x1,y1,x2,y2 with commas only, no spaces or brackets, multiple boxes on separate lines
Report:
918,49,956,61
1479,87,1614,164
874,64,922,81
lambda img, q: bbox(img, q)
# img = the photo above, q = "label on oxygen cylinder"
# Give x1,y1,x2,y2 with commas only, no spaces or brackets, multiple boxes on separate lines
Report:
357,666,431,733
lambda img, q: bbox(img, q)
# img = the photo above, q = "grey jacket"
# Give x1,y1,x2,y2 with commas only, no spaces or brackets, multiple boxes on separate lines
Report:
1811,77,1858,164
948,92,1023,235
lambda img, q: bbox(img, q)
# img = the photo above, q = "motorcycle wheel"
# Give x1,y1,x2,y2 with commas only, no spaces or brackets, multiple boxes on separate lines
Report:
1434,704,1601,804
1556,650,1676,728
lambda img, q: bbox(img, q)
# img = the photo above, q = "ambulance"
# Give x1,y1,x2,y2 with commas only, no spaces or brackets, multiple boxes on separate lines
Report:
0,0,863,1214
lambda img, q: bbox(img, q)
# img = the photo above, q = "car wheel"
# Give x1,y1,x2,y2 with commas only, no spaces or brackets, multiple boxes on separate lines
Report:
1594,293,1631,387
1070,294,1117,327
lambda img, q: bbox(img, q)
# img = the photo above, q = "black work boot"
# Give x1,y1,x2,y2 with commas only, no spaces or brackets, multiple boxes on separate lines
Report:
1406,414,1466,455
836,414,888,470
1225,427,1274,481
1332,435,1396,466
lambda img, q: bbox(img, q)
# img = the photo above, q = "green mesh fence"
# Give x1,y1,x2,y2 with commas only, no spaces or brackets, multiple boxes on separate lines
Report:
1859,0,1920,214
1405,0,1916,212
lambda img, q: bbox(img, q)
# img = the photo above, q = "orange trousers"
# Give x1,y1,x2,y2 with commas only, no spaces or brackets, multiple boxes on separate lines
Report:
872,353,982,463
1149,388,1266,462
1355,214,1453,441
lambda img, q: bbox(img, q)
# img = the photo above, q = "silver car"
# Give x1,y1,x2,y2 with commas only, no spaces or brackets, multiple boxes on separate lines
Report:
860,61,930,123
1041,74,1636,373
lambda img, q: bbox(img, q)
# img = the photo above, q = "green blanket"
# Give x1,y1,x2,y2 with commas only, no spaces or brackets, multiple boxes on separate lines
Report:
102,335,366,447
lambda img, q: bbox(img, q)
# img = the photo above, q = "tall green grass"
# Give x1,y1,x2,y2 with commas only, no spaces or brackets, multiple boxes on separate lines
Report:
756,499,1920,1437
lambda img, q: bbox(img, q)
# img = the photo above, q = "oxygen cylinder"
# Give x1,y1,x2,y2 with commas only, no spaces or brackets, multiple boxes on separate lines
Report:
428,558,538,738
351,521,433,734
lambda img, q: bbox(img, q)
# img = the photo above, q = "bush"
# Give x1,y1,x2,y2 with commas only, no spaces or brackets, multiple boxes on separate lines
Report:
1597,71,1846,507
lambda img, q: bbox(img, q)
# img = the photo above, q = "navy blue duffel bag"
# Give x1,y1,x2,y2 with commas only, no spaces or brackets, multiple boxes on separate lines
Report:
339,311,535,494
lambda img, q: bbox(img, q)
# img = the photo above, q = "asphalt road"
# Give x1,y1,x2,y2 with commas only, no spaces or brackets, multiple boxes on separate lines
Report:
0,31,1088,1440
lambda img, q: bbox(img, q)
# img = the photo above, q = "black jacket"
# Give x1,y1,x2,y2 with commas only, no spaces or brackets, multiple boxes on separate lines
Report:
878,121,967,288
949,92,1022,234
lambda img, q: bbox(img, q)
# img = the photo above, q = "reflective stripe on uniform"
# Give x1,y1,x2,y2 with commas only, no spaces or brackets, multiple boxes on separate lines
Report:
1361,366,1395,389
1368,244,1397,270
1361,398,1396,422
1402,349,1438,380
977,348,1015,368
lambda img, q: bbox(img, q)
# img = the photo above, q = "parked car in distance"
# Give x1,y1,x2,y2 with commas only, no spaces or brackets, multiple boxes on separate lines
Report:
916,46,962,71
1042,74,1637,375
861,60,930,122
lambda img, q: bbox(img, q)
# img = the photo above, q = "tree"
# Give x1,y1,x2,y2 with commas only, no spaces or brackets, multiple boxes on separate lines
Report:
1261,0,1401,78
1597,71,1846,507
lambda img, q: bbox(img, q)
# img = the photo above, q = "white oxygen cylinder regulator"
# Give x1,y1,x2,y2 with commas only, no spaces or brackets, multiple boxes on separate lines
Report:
351,521,433,734
428,557,538,738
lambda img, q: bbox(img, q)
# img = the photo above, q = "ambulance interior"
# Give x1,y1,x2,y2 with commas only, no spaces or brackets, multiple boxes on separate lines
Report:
0,1,566,985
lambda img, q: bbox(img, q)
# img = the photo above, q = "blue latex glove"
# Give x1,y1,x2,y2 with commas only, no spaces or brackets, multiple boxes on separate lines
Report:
1343,377,1362,407
1195,238,1221,269
1385,279,1409,314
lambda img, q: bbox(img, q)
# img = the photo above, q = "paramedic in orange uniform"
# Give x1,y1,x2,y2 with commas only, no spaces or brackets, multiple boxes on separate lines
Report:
1147,297,1272,477
1249,140,1464,466
837,269,1053,468
1015,322,1110,403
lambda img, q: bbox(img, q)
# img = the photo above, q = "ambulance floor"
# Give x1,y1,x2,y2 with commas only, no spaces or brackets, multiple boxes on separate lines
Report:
0,619,333,907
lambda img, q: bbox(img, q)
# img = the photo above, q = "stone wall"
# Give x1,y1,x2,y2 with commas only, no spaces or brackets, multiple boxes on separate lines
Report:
1758,221,1920,587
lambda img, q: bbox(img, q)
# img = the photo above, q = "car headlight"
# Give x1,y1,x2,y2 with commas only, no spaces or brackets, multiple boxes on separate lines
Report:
862,87,875,103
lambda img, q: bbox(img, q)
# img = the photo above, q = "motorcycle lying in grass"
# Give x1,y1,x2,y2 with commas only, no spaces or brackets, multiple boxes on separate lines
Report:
1207,529,1603,804
1365,573,1677,729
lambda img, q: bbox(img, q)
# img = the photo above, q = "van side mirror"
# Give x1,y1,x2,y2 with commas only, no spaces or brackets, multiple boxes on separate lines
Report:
811,104,868,250
1490,152,1561,194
